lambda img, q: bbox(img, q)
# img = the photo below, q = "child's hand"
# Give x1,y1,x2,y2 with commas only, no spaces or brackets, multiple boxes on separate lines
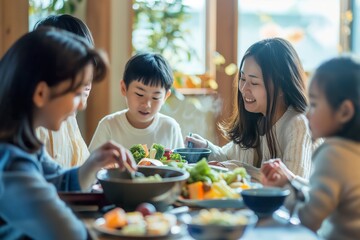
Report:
184,133,208,148
79,141,136,190
261,158,294,187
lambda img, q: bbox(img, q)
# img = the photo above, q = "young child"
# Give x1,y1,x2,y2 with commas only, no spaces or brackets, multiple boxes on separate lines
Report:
186,38,317,182
261,56,360,240
34,14,94,168
0,28,136,239
89,52,184,151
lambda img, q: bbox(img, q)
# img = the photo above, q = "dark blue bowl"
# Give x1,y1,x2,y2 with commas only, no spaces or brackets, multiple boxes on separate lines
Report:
182,209,258,240
241,187,290,217
172,148,211,164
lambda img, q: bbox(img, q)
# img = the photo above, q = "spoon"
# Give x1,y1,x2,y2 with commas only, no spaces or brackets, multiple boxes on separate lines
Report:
123,161,145,179
187,132,194,148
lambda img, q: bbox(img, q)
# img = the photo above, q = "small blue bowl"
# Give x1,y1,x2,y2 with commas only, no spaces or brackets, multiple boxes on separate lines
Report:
241,187,290,217
172,148,211,164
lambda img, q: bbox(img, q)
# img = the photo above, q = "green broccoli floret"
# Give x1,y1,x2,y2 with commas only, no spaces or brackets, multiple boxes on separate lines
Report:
129,144,146,163
169,153,183,161
151,143,165,160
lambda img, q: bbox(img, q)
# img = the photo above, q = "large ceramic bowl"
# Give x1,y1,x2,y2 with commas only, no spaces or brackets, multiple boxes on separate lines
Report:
241,187,290,217
172,148,211,163
181,209,258,240
97,166,189,211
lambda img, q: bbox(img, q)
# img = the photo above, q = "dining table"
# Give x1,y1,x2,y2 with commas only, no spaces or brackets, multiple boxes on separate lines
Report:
75,203,320,240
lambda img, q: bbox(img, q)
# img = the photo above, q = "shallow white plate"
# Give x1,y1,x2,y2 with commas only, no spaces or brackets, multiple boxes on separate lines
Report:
188,163,229,172
93,217,182,239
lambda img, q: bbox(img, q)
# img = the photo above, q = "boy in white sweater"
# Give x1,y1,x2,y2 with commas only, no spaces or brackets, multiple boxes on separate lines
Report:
89,53,184,151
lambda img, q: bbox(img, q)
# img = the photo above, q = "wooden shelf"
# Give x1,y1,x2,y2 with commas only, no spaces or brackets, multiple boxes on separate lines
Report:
174,88,217,96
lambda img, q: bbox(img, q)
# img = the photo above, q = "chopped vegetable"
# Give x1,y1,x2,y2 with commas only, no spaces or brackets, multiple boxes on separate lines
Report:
142,144,149,158
132,174,163,182
150,143,165,160
187,181,204,200
130,144,147,163
169,153,182,161
191,208,249,226
188,158,219,183
221,167,248,185
104,207,127,228
212,180,240,199
163,149,172,160
203,187,223,199
149,148,157,159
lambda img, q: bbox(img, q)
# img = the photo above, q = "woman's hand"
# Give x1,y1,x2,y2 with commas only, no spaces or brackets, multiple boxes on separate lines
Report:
208,161,226,167
78,141,136,190
261,158,295,187
184,133,208,148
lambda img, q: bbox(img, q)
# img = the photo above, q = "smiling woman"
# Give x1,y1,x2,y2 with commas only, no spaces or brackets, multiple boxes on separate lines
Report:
185,38,317,182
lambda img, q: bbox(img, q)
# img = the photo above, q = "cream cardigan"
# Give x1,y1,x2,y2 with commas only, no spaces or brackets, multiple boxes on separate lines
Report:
36,115,89,168
207,107,319,180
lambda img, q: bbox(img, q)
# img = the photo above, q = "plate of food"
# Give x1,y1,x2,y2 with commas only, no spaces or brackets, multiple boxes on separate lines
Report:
180,208,258,240
177,159,262,209
92,206,183,239
177,197,245,209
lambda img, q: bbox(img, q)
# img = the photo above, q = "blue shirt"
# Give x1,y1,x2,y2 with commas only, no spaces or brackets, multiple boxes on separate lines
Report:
0,143,88,240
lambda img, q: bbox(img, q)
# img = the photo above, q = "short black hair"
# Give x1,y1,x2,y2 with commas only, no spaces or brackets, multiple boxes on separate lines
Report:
311,56,360,141
123,52,173,91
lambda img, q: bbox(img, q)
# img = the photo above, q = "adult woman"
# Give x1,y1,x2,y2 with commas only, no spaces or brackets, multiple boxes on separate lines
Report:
186,38,319,181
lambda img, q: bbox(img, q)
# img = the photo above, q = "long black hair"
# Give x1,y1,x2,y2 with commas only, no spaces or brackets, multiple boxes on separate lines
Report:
221,38,308,158
0,28,107,152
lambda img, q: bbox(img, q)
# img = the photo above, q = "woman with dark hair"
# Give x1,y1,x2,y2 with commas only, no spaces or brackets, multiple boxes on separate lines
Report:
34,14,94,168
0,28,136,239
186,38,319,181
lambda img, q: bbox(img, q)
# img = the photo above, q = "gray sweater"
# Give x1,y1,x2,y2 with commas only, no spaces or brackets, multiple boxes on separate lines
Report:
297,138,360,240
0,143,88,240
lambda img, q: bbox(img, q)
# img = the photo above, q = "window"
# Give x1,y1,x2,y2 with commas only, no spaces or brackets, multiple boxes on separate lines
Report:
29,0,82,30
352,0,360,54
238,0,341,72
132,0,207,78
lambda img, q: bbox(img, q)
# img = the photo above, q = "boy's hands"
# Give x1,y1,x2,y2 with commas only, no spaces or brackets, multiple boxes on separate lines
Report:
184,133,208,148
78,141,137,190
261,158,295,187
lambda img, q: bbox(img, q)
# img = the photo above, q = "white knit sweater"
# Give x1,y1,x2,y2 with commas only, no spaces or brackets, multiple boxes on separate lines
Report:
207,107,318,180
